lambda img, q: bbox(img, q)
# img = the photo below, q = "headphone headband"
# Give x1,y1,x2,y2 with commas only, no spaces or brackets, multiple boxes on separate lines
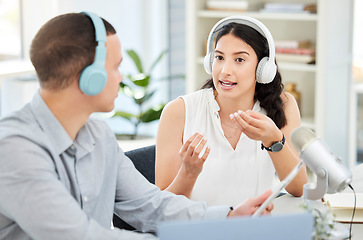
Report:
204,15,277,84
79,12,108,95
83,12,106,44
206,16,275,61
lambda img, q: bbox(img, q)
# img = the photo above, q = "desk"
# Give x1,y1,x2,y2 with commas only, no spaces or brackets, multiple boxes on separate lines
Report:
272,161,363,240
272,163,363,239
273,195,363,240
117,137,155,151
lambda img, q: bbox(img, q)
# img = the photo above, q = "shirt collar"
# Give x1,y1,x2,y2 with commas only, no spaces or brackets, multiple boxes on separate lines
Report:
206,88,264,115
74,123,95,159
206,88,220,115
29,91,94,156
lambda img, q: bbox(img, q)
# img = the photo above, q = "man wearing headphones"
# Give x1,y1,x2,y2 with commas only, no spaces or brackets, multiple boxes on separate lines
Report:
155,16,307,207
0,13,273,239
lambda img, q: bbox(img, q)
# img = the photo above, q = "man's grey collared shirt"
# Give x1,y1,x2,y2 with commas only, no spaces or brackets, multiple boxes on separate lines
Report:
0,92,230,240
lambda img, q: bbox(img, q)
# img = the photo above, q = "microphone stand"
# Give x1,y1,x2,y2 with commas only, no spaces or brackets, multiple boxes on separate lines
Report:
303,170,350,240
303,168,328,201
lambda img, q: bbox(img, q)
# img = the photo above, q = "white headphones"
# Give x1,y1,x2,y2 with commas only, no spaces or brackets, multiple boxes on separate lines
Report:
204,15,277,84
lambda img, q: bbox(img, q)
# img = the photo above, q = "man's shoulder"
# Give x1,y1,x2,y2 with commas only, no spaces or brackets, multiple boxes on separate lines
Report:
0,106,48,160
0,105,38,139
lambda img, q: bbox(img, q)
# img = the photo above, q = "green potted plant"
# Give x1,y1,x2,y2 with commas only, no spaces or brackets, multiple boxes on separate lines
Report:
114,49,167,139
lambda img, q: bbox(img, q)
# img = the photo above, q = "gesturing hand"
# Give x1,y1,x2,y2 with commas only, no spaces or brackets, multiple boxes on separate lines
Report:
179,133,210,179
230,110,282,147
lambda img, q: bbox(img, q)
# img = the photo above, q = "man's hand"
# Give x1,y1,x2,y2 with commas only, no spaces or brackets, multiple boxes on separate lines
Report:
228,189,273,217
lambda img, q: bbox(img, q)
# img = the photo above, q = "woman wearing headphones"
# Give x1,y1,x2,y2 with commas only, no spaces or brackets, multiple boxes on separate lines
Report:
155,16,308,207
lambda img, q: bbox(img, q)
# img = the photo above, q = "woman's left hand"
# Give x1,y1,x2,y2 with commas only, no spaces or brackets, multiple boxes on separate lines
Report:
230,110,282,147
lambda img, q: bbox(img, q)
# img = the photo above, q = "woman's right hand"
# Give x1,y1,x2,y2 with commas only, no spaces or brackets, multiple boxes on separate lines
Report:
178,133,210,179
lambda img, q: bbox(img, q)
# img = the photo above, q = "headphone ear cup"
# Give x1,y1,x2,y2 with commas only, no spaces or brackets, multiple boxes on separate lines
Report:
79,65,108,95
256,57,277,84
204,52,213,75
256,57,268,83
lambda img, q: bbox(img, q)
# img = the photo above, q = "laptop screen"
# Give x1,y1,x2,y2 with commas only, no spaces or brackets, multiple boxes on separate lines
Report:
158,212,313,240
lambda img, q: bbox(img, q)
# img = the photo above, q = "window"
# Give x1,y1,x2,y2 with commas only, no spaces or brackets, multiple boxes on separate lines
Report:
0,0,22,61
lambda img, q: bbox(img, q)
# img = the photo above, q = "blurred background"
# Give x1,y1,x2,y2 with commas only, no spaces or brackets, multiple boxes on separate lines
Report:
0,0,362,167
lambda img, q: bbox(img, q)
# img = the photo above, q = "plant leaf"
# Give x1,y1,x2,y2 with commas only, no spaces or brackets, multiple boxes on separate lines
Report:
140,104,165,123
133,90,146,105
133,75,150,87
122,74,136,85
119,84,135,98
134,90,155,105
140,90,155,103
127,49,143,73
120,82,127,88
113,111,137,121
149,49,168,73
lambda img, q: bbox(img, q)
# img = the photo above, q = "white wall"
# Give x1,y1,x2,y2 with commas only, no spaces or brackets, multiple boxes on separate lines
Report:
22,0,60,59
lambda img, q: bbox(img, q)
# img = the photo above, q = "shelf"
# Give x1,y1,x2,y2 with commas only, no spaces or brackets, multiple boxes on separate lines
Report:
278,62,316,72
353,82,363,93
198,10,318,21
197,57,316,72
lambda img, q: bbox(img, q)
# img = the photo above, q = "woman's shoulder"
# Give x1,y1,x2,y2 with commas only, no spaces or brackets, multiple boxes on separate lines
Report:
163,89,206,114
281,91,299,109
280,91,301,125
182,88,214,106
181,88,212,100
162,88,214,121
162,97,185,120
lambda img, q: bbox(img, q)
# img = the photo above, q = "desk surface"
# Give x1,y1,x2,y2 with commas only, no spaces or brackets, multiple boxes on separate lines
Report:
272,163,363,239
117,137,155,152
273,195,363,240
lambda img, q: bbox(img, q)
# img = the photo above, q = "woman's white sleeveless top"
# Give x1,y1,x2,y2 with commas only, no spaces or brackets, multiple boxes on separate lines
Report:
181,88,275,207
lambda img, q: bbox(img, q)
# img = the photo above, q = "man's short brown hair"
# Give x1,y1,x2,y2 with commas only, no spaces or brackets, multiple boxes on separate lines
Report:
30,13,116,90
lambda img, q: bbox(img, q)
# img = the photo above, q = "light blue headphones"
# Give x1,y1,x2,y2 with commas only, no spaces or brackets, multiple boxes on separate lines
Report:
79,12,108,95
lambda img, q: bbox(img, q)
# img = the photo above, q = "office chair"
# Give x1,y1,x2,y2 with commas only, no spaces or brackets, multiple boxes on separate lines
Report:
113,145,156,230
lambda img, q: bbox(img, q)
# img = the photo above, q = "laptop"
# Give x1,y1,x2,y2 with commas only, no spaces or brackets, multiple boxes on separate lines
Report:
158,212,314,240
